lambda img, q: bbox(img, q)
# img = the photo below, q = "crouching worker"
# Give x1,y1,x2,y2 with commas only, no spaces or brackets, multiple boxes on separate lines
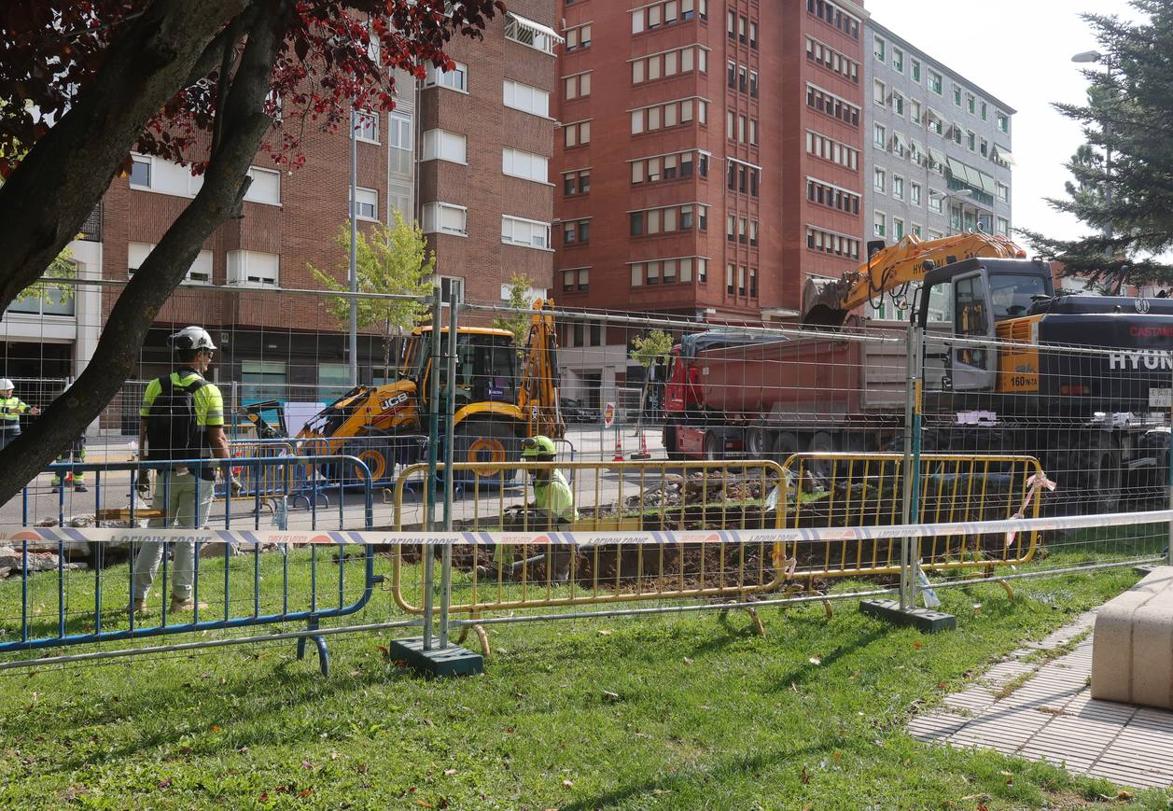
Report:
497,435,578,582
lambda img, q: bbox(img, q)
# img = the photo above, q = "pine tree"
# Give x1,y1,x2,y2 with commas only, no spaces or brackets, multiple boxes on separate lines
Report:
1021,1,1173,288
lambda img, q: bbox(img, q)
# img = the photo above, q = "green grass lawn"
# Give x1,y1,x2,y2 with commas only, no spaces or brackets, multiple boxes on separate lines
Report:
1,547,1170,809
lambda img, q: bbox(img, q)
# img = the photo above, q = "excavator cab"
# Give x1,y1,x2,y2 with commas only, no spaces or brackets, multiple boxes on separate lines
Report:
414,328,519,412
918,258,1054,393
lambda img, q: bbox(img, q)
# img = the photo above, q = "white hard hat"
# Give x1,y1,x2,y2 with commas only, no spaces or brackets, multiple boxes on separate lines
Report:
168,325,217,352
0,378,12,391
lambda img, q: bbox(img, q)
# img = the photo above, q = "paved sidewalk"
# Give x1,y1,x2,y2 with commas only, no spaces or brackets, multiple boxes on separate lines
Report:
909,610,1173,789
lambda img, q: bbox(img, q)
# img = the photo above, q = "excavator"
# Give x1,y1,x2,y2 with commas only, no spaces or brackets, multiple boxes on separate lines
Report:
243,299,564,482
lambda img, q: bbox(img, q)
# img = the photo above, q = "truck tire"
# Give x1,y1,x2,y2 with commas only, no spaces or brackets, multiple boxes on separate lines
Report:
1074,432,1122,514
453,421,520,483
805,431,838,485
746,426,771,459
769,431,800,471
702,430,723,461
663,424,686,461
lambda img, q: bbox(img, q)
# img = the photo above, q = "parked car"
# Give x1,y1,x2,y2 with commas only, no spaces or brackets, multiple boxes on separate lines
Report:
560,398,600,424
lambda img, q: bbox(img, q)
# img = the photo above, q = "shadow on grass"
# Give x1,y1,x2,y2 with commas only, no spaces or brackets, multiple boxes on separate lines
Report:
10,650,413,776
559,739,842,811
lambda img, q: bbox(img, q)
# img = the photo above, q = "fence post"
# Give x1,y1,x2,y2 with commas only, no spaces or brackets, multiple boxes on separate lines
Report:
439,300,458,648
899,322,924,610
422,282,443,650
1168,361,1173,567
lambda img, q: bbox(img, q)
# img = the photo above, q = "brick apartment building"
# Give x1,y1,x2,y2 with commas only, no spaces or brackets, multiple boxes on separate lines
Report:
0,4,560,432
553,0,867,406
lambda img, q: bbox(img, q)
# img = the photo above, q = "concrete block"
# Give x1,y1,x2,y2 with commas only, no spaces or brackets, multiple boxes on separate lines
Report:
1092,567,1173,707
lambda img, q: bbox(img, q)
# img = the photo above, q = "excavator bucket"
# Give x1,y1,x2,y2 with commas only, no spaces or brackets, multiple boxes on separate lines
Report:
801,275,855,327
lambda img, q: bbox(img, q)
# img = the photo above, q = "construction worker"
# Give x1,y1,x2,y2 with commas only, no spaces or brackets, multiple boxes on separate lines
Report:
131,326,230,615
51,435,88,493
0,379,41,450
498,435,578,582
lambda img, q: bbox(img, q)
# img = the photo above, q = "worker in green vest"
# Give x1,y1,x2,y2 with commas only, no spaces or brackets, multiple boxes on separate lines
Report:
0,378,41,451
496,435,578,582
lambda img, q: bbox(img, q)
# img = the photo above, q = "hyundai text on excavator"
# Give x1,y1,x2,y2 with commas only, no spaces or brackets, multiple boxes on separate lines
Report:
244,299,563,481
662,233,1173,512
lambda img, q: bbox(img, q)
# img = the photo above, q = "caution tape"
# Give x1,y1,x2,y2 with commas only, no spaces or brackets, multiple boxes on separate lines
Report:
4,508,1172,548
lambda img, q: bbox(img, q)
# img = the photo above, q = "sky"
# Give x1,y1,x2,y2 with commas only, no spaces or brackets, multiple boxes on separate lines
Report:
863,0,1142,243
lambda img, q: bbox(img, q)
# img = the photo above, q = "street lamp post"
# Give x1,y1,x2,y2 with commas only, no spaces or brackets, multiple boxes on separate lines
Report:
348,108,359,386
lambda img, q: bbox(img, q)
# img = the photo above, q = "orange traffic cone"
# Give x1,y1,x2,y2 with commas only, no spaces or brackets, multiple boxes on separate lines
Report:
631,428,651,460
612,426,625,462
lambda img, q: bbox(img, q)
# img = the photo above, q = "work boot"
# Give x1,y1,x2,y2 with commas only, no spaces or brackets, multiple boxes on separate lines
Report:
74,483,88,493
129,598,147,616
169,597,209,613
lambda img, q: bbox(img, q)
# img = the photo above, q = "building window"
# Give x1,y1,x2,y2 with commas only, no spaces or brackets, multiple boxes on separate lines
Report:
244,166,281,205
873,211,886,238
563,169,590,196
806,0,860,38
806,130,859,172
129,154,151,189
873,36,885,61
873,79,885,106
632,0,707,34
805,226,861,259
629,204,707,237
504,79,550,118
354,110,379,143
953,84,962,107
634,46,707,85
874,167,886,193
966,93,976,114
502,148,549,184
425,61,468,92
565,22,591,50
505,12,559,55
389,111,413,174
805,36,859,84
891,46,904,72
564,71,591,99
891,92,904,117
873,123,886,148
910,100,922,125
996,217,1010,236
996,110,1010,133
806,177,860,215
183,250,213,285
562,219,590,246
911,58,921,82
563,120,591,148
806,84,860,128
227,250,279,288
501,215,551,249
631,97,707,135
967,130,976,152
996,181,1010,202
422,129,467,164
910,182,922,206
242,361,286,403
440,276,464,305
422,202,468,236
892,217,905,239
892,175,904,200
349,186,378,221
928,70,942,94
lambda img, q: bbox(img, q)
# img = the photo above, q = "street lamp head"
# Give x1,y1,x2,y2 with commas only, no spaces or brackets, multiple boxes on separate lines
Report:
1071,50,1103,63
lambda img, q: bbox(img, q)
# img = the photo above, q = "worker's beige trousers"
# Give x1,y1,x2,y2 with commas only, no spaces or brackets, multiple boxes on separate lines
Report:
132,471,215,601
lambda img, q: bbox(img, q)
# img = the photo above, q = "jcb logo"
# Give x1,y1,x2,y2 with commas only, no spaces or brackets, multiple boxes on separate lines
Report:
380,393,408,411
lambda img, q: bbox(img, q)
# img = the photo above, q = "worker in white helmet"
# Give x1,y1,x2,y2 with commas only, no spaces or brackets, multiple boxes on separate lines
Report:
0,378,41,451
130,326,232,616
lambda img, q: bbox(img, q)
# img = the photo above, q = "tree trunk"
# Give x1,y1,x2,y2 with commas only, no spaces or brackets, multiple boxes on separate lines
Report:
0,0,249,314
0,3,287,509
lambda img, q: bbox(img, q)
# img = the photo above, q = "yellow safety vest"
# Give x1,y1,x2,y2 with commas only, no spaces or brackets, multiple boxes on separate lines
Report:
533,470,578,523
0,396,29,423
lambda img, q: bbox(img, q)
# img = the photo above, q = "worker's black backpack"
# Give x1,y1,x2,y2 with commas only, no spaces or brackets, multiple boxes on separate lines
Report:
145,374,207,462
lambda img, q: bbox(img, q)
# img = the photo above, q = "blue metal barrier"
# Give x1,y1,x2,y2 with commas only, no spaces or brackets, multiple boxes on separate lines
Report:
2,455,378,675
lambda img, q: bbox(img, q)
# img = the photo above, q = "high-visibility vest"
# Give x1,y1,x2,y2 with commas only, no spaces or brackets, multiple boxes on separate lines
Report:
533,470,578,523
0,396,29,424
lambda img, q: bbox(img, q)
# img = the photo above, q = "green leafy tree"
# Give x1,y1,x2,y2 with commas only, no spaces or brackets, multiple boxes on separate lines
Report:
1021,1,1173,288
630,329,674,425
493,272,535,349
309,210,435,381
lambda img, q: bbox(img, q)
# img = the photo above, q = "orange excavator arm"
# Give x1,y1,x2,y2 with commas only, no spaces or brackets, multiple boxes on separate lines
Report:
802,233,1026,326
517,298,566,439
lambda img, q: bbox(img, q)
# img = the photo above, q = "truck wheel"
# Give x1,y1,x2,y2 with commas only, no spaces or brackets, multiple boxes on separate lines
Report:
769,431,800,471
453,421,520,483
1074,432,1122,514
746,426,770,459
805,432,838,486
663,424,686,461
702,430,723,462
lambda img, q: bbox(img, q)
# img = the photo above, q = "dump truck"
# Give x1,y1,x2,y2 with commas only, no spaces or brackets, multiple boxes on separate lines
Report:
244,299,563,481
663,233,1173,512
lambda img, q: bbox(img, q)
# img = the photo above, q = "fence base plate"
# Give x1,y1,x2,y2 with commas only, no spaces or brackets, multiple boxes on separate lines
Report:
859,599,956,633
388,637,483,678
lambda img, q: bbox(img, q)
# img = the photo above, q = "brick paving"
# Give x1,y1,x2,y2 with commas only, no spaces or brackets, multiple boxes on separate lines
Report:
909,610,1173,789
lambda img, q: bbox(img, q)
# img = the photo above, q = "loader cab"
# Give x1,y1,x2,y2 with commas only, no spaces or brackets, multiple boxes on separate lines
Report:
918,258,1053,393
412,327,520,409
